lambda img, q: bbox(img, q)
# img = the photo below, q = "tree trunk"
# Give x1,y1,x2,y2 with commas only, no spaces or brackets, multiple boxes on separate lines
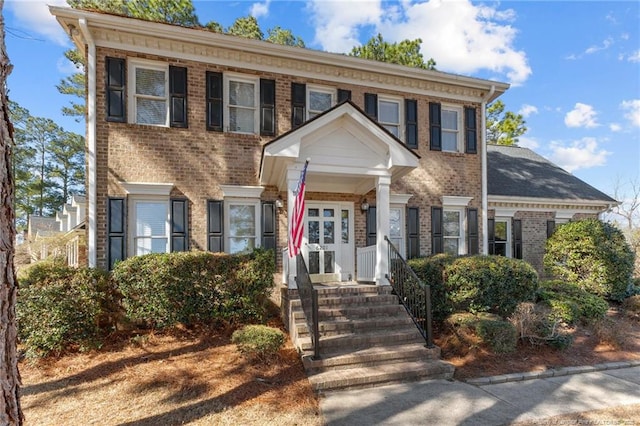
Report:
0,0,23,423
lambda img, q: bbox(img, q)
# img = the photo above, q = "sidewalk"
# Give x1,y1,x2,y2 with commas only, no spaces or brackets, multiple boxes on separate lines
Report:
319,362,640,425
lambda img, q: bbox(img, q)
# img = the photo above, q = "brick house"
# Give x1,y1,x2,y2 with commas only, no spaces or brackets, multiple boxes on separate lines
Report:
50,6,615,282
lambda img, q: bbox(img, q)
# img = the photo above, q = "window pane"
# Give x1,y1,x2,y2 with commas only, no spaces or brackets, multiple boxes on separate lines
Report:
323,209,334,217
444,238,459,256
324,251,335,273
494,242,507,257
229,81,254,107
308,220,319,244
324,220,334,244
341,210,349,243
229,205,256,237
136,202,167,236
442,131,458,151
136,98,167,125
309,251,320,274
229,107,255,133
309,91,332,113
389,208,401,238
379,100,399,124
495,221,508,241
443,211,461,237
136,68,165,97
442,110,458,130
383,124,399,137
308,208,319,217
229,237,255,254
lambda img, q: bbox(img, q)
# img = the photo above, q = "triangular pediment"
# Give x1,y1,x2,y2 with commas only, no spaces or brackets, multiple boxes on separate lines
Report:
260,101,419,194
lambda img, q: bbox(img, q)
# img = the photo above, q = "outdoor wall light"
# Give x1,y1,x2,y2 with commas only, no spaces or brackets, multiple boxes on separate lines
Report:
360,200,369,212
275,196,284,209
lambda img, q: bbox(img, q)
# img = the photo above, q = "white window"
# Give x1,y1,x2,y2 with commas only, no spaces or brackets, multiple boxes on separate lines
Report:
225,200,260,254
443,209,463,255
379,97,402,138
128,60,169,126
225,74,258,133
307,86,335,119
493,218,510,257
131,198,170,255
389,207,405,257
442,105,462,152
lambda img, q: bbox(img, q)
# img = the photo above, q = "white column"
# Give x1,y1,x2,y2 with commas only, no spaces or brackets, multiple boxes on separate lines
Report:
286,168,300,289
375,175,391,285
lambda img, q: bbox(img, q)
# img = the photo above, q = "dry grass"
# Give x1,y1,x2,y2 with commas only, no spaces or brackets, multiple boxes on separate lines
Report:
20,329,321,426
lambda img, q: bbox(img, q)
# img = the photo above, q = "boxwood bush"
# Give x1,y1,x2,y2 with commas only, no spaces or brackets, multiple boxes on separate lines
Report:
231,325,285,362
112,249,275,328
17,263,118,358
544,219,634,301
444,255,539,317
537,280,609,325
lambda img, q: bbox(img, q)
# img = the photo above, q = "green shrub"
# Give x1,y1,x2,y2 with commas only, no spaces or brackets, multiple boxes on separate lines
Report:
544,219,634,301
537,280,608,325
231,325,285,361
17,264,117,358
112,249,275,328
475,319,518,353
444,255,539,317
408,254,455,321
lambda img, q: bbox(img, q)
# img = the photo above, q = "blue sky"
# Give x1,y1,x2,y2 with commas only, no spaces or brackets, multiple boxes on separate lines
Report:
4,0,640,201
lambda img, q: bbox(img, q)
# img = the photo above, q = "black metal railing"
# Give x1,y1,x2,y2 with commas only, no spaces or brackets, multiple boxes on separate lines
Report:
385,236,434,348
295,253,320,359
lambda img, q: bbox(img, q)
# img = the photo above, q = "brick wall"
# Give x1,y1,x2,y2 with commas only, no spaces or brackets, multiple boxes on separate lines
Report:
94,47,482,269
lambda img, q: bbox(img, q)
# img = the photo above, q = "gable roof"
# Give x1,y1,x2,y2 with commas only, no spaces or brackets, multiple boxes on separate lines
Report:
487,144,616,204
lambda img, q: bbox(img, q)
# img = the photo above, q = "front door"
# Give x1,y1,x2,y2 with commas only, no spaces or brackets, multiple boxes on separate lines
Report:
304,203,341,282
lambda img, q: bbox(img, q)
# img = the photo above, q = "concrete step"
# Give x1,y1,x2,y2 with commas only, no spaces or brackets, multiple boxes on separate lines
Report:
289,293,399,309
297,327,424,351
302,342,441,372
291,303,407,322
295,316,415,338
307,359,455,392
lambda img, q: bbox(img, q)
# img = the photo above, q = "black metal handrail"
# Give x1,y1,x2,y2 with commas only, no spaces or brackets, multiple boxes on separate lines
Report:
295,253,320,359
385,236,434,348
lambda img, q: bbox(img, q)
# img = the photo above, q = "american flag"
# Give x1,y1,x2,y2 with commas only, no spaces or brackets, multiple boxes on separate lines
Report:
288,160,309,258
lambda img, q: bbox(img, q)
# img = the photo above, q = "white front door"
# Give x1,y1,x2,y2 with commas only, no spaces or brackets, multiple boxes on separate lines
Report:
304,203,341,282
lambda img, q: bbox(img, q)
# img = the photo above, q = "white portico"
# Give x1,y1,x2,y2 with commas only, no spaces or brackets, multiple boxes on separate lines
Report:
259,101,420,287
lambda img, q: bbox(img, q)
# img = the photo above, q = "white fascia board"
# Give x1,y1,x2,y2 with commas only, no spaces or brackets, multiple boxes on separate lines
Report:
121,182,174,196
390,194,413,205
442,195,474,207
219,185,264,199
488,195,615,209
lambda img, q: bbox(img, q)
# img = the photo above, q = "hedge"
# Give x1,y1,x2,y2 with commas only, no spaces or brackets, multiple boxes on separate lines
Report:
537,280,609,325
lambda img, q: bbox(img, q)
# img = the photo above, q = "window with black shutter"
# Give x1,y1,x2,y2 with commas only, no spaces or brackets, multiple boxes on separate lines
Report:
105,57,126,122
366,206,377,247
487,218,496,255
207,200,223,252
513,219,523,259
407,207,420,259
337,89,351,103
170,198,188,252
547,220,556,239
464,106,477,154
364,93,378,120
108,198,126,270
291,82,306,128
260,79,275,136
405,99,418,149
206,71,223,131
431,206,443,254
169,66,188,128
261,202,276,250
429,102,442,151
467,208,479,254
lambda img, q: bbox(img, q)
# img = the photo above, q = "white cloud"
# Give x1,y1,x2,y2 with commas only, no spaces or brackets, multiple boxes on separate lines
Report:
517,136,539,150
609,123,622,132
627,50,640,63
56,56,80,75
584,37,613,55
621,100,640,127
308,0,531,85
6,0,70,46
518,104,538,118
565,103,599,128
250,0,271,18
549,138,610,173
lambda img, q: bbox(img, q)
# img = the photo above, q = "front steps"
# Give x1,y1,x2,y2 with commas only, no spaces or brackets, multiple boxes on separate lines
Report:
287,284,454,392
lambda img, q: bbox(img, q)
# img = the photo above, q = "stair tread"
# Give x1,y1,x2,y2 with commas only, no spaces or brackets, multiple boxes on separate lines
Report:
313,342,433,360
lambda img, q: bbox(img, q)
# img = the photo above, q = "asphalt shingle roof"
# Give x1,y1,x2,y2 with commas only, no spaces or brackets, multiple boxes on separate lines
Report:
487,145,617,203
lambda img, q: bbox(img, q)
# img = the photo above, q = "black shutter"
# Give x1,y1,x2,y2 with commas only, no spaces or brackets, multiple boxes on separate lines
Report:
464,106,477,154
513,219,523,259
206,71,223,131
488,218,495,255
207,200,223,252
405,99,418,149
364,93,378,120
260,79,276,136
366,206,377,246
169,66,188,128
429,102,442,151
337,89,351,103
431,206,443,254
170,198,188,252
547,220,556,239
291,82,306,128
407,207,420,259
467,208,479,255
105,57,126,122
108,197,126,270
261,202,276,250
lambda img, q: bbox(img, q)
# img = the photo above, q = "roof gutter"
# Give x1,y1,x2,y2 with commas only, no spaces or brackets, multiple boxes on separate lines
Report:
481,85,496,255
78,18,97,268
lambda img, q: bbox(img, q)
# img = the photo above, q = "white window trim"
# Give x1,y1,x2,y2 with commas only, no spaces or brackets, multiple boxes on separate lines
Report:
378,95,403,140
128,195,170,256
121,182,174,196
224,73,259,134
224,197,261,254
441,104,463,153
127,58,169,127
493,217,512,258
443,207,466,255
307,85,336,119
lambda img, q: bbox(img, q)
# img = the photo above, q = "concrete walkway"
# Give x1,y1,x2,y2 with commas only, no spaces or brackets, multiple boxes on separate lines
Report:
320,362,640,425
